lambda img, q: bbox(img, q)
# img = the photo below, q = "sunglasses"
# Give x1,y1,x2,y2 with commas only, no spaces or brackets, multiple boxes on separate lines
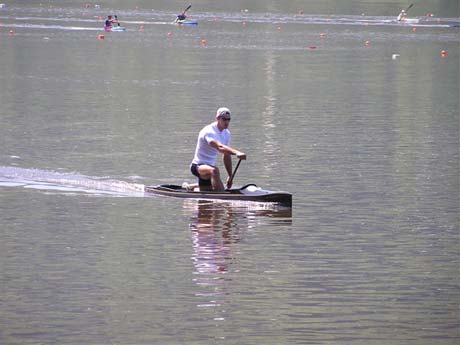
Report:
219,111,231,121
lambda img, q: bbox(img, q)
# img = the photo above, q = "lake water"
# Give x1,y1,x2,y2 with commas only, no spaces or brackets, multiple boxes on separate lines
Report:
1,1,459,344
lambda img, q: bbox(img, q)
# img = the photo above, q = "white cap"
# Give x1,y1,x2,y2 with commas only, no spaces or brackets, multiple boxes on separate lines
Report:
216,107,231,119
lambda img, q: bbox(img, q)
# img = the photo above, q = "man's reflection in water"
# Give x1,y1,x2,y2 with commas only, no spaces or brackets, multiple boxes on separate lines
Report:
186,200,242,279
182,200,292,318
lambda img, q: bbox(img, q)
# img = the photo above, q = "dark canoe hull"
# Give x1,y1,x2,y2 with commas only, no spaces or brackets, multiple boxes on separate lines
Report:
145,184,292,207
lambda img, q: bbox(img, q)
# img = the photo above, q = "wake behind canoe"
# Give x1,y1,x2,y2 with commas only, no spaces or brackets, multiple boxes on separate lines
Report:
145,184,292,207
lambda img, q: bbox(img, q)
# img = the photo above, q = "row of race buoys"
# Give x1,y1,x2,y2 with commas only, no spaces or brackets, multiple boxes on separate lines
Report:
96,30,449,57
87,25,444,57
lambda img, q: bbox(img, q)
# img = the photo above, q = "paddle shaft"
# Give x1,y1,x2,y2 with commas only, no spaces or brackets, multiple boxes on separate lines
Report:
406,3,414,12
228,159,242,186
182,4,192,15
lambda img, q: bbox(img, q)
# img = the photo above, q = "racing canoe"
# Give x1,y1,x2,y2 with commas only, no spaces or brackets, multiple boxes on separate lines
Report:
398,18,420,24
145,183,292,207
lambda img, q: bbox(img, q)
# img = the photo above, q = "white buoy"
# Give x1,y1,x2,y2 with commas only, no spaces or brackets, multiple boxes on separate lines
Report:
392,54,400,60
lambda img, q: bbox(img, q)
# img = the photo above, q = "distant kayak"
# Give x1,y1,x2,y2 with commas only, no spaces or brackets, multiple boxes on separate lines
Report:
104,26,126,32
398,18,420,24
175,19,198,26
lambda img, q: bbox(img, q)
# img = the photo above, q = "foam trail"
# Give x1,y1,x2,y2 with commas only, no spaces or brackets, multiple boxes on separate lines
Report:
0,166,145,197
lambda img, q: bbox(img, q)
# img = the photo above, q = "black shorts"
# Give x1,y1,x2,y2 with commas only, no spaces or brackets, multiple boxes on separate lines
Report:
190,163,212,187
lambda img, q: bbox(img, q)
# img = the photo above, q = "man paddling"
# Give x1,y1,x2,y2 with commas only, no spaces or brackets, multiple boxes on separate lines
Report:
176,12,187,22
397,9,407,21
397,4,413,21
104,15,121,30
175,4,191,23
190,107,246,191
104,15,114,30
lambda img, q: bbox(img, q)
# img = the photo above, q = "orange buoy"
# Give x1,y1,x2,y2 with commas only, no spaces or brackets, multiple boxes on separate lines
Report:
365,40,371,47
139,25,144,31
320,33,327,38
441,50,447,57
201,39,207,46
412,27,417,32
167,32,173,37
8,30,14,36
277,26,282,31
309,45,317,50
98,34,105,40
242,21,246,27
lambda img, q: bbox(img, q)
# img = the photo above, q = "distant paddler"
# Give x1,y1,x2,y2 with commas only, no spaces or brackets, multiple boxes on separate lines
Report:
397,9,407,21
104,14,125,31
104,15,114,30
397,3,413,21
104,15,121,30
175,4,192,23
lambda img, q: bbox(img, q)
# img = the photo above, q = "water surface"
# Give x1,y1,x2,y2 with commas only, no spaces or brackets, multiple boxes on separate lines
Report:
1,1,459,344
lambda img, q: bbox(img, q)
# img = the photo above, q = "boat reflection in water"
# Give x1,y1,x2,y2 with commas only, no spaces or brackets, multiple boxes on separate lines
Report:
181,199,291,319
183,199,291,275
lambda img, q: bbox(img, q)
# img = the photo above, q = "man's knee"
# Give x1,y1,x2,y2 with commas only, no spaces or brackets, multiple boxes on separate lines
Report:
210,167,220,178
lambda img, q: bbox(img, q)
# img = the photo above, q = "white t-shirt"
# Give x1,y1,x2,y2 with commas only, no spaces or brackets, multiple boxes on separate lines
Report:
192,122,231,166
